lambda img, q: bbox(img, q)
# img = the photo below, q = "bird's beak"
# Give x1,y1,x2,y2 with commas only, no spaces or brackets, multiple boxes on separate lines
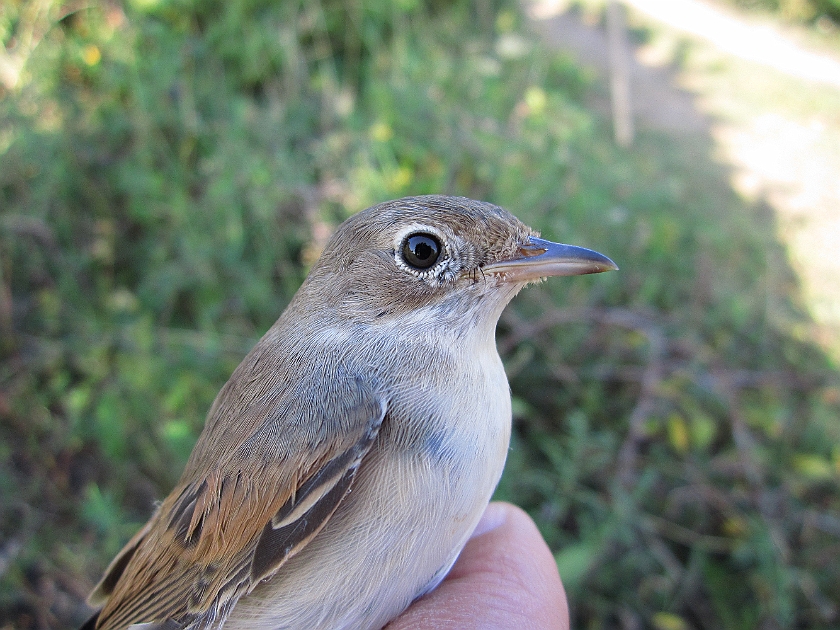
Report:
482,237,618,283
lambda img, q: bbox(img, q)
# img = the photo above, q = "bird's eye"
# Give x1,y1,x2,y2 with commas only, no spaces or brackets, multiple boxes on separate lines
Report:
401,233,441,270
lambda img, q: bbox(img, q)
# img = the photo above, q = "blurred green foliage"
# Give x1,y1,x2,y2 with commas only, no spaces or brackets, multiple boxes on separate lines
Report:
716,0,840,22
2,0,840,628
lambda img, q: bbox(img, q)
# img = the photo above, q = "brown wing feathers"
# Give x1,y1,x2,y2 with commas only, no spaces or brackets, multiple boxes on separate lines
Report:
85,374,386,629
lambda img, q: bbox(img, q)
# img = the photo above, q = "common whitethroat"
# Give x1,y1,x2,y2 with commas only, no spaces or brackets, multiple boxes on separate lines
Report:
82,195,617,629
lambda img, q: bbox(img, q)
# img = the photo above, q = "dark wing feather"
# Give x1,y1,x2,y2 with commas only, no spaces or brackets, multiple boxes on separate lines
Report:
86,367,386,630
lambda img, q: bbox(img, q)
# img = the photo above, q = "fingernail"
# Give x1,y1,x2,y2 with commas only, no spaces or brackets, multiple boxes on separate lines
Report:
470,502,508,538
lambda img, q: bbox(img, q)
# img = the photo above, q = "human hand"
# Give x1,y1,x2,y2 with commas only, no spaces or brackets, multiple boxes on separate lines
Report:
387,502,569,629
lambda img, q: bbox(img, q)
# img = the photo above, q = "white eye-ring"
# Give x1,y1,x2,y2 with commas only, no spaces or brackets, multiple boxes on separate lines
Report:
393,225,454,281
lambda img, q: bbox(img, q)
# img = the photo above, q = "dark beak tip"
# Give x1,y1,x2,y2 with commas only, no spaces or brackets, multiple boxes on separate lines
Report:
529,237,617,268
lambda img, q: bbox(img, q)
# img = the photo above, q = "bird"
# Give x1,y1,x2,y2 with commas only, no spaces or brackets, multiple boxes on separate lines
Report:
81,194,617,630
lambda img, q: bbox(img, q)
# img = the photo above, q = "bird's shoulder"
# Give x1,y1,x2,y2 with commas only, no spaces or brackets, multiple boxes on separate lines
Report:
86,351,386,629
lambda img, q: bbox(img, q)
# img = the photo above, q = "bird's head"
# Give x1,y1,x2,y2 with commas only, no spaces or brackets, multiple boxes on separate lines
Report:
294,195,617,330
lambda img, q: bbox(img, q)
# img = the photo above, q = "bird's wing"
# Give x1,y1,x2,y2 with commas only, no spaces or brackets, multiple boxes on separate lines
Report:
86,367,386,630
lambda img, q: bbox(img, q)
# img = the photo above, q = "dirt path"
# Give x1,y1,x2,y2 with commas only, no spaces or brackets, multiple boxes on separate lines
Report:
529,1,711,134
625,0,840,87
529,0,840,355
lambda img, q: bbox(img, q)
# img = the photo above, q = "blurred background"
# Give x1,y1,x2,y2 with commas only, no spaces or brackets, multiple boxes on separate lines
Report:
1,0,839,627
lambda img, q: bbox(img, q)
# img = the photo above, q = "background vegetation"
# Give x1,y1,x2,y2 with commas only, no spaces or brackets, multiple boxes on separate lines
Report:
2,0,839,628
714,0,840,23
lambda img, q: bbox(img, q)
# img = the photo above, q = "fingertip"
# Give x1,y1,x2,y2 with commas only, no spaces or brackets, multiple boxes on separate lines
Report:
405,501,569,629
473,502,569,629
469,501,510,538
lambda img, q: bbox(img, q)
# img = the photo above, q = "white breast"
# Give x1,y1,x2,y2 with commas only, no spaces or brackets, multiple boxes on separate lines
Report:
225,328,512,630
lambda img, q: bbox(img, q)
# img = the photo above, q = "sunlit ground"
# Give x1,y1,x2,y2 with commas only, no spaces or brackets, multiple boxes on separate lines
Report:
531,0,840,356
